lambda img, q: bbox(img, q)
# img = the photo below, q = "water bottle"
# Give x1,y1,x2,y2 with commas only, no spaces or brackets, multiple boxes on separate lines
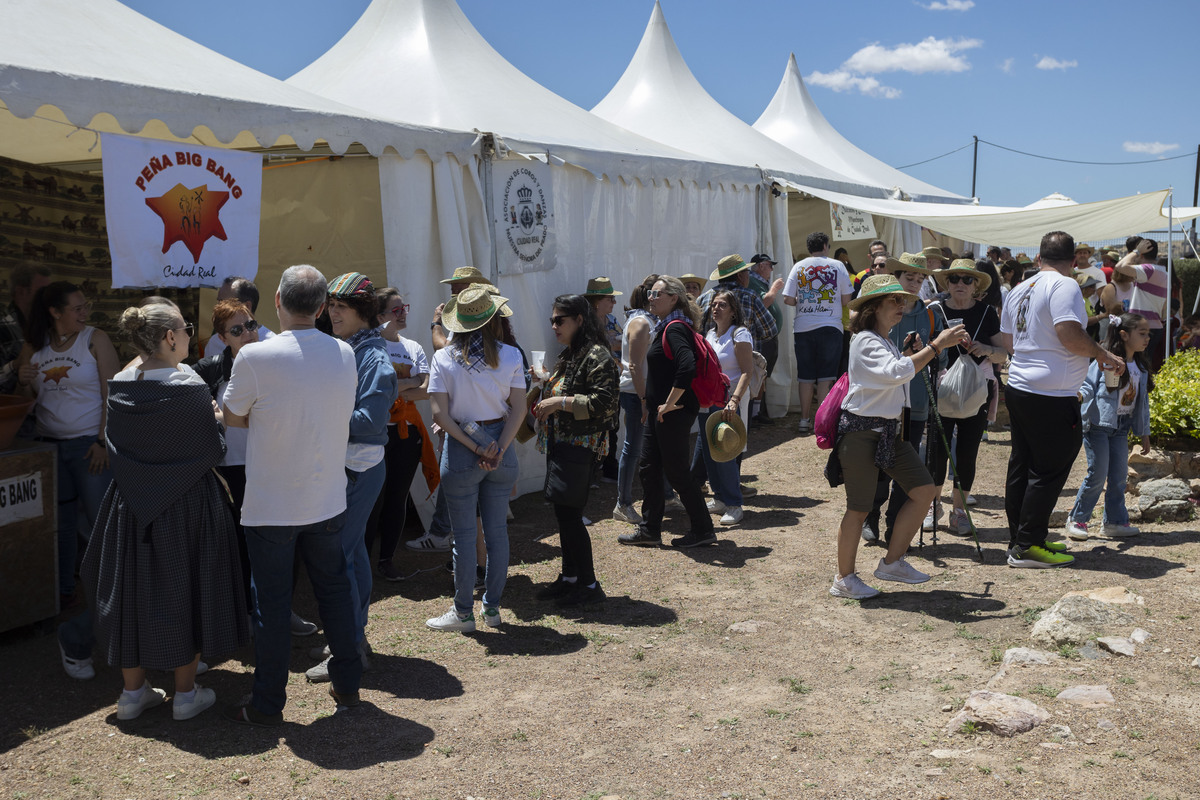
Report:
461,421,496,451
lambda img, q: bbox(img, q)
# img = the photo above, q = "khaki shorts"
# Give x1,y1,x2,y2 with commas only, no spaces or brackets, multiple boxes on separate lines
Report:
837,428,933,512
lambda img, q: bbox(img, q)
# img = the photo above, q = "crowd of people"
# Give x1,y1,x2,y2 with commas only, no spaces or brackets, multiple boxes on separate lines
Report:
1,224,1187,724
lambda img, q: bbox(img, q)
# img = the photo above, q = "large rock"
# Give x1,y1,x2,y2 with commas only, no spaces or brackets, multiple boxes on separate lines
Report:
1137,498,1194,522
1135,478,1196,521
1062,586,1143,605
1056,685,1115,707
1002,647,1061,666
1030,595,1136,647
1097,636,1136,656
946,691,1051,737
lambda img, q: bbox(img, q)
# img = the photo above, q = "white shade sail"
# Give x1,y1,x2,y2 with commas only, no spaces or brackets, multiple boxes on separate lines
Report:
591,2,887,198
0,0,476,164
287,0,759,186
753,54,966,205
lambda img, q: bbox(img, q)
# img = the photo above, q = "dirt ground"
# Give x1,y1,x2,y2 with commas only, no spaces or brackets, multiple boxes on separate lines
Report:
2,413,1199,800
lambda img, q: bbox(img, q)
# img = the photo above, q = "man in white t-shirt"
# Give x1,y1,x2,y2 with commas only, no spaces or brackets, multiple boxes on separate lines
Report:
221,265,362,725
204,277,274,357
1000,232,1124,570
782,231,852,434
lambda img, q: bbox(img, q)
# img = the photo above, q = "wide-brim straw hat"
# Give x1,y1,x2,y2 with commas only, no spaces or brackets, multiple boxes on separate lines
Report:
886,252,934,276
934,259,993,294
441,282,509,332
848,274,919,311
709,253,750,282
704,410,747,463
680,273,708,289
483,283,513,317
1075,242,1095,255
584,276,623,296
1075,273,1101,290
440,266,494,286
921,246,949,265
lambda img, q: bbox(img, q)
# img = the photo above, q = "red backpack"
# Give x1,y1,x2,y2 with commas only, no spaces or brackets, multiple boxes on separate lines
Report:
662,320,731,408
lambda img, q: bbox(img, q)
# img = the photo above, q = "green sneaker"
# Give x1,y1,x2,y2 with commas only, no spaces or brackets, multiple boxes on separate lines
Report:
1007,545,1075,568
1042,540,1069,554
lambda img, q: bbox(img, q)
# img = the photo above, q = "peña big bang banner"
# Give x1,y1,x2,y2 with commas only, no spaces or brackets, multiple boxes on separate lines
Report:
101,134,262,288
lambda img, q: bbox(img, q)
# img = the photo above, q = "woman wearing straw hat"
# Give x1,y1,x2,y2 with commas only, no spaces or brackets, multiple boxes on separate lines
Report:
696,288,754,525
617,276,715,549
532,294,620,607
425,284,526,632
828,275,966,599
305,273,398,682
927,259,1005,537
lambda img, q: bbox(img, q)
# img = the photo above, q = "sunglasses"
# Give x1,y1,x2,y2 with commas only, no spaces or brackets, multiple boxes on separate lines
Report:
550,314,570,327
174,323,195,336
226,319,259,337
647,289,673,300
390,304,410,315
946,275,976,285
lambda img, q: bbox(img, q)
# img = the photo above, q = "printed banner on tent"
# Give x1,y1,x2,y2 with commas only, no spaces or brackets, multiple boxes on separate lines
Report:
101,134,261,288
829,202,877,242
491,159,555,275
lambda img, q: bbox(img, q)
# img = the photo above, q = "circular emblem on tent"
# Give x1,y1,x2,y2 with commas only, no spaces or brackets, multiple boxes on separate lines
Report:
500,167,550,263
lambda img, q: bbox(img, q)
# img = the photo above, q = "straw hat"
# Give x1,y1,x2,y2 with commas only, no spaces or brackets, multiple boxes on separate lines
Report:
886,252,934,276
934,259,992,294
680,273,708,290
1074,242,1095,256
848,274,919,311
704,410,747,463
709,253,750,282
440,282,509,332
440,266,493,286
1016,253,1033,265
584,276,623,297
483,283,513,317
921,246,948,265
1075,273,1101,290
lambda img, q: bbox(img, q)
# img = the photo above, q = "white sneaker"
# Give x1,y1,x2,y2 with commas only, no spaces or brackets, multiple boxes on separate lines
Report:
949,508,971,536
59,641,94,681
965,494,978,506
406,532,453,552
798,418,813,435
706,498,727,514
719,506,743,525
1065,520,1089,541
1100,522,1140,538
665,496,685,512
195,661,208,676
290,611,318,636
117,682,167,720
921,506,936,532
172,685,216,720
426,608,476,633
873,556,931,584
613,503,644,525
830,573,880,599
481,605,502,628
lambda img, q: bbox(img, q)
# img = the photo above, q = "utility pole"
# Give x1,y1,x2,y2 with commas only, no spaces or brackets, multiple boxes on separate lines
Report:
970,135,979,199
1192,144,1198,244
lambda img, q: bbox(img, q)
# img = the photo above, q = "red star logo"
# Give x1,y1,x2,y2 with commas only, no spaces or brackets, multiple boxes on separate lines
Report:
144,183,230,264
42,366,72,384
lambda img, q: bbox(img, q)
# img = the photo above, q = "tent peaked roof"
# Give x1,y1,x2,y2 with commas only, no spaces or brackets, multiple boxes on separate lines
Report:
591,2,883,198
286,0,741,182
0,0,473,162
753,54,966,204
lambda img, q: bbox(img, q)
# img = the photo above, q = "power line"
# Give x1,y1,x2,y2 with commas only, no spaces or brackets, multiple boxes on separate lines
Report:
897,141,974,169
899,138,1196,169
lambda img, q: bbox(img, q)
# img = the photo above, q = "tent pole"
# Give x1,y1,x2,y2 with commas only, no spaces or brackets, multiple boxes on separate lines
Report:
480,136,500,284
1175,219,1200,314
1167,192,1174,366
1192,144,1199,243
970,135,978,199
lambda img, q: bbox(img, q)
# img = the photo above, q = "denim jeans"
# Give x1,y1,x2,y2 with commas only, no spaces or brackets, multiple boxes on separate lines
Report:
244,512,361,716
1070,416,1133,526
617,392,644,508
440,421,518,615
45,435,111,597
694,407,742,506
343,460,386,642
428,431,453,536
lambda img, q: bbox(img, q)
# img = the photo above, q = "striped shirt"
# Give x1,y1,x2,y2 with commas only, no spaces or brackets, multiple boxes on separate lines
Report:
1127,264,1169,329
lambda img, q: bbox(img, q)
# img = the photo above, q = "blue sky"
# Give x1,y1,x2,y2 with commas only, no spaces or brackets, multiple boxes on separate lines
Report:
122,0,1198,209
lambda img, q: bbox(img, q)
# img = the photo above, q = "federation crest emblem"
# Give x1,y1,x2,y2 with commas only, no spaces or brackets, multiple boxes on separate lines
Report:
499,168,551,264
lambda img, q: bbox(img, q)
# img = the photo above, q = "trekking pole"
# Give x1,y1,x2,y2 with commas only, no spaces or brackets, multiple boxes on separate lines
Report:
919,369,986,563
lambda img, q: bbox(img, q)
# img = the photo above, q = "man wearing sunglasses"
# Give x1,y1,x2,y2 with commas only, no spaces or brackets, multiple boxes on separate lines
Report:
204,276,274,357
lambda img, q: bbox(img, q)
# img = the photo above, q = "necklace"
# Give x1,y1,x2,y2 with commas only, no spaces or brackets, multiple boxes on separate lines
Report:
55,330,78,345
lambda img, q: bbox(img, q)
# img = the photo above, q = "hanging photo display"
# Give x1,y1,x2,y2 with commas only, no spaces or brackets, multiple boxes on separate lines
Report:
829,201,878,241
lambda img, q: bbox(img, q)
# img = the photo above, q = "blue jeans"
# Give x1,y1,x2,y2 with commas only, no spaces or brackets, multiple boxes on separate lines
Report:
617,391,674,508
45,435,111,597
244,512,361,716
428,432,453,536
343,460,386,641
694,408,742,507
440,422,517,615
1070,417,1133,527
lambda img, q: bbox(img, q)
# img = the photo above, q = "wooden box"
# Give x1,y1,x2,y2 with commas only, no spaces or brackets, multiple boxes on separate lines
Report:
0,440,58,633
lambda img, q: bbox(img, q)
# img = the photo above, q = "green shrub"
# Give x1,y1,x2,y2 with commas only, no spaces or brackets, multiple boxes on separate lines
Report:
1149,348,1200,444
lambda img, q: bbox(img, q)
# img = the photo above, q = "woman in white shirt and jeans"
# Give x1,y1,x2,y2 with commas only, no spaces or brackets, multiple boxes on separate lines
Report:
425,284,526,632
830,275,965,600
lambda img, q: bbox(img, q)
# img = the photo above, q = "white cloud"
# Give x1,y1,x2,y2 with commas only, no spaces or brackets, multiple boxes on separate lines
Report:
1123,141,1180,156
806,70,902,99
921,0,975,10
844,37,982,75
1035,56,1078,70
1000,57,1014,74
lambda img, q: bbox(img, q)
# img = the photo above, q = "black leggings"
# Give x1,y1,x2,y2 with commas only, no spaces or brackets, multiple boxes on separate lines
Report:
640,407,712,536
365,423,424,562
554,503,596,585
933,393,990,492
